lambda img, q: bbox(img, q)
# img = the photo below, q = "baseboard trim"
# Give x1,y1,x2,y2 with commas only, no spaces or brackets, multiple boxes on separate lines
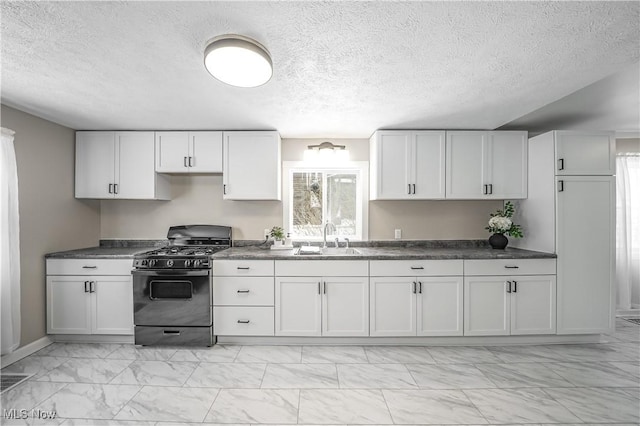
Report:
1,336,53,368
617,308,640,316
217,334,603,346
50,335,134,344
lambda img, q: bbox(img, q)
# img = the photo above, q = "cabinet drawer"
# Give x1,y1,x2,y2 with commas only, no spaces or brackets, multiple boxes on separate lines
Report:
213,260,274,276
370,260,463,277
213,277,274,306
214,307,274,336
47,259,133,275
464,259,556,276
275,260,368,277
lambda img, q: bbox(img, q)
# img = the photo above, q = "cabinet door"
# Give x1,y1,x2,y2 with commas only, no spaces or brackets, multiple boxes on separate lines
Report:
369,277,416,336
322,277,369,336
156,131,189,173
555,131,615,175
487,131,527,199
46,277,92,334
510,276,556,335
556,176,614,334
412,131,446,199
189,131,223,173
370,131,411,199
417,277,463,336
445,131,487,199
275,277,321,336
116,131,157,199
75,131,115,198
223,131,281,200
464,277,510,336
92,277,134,335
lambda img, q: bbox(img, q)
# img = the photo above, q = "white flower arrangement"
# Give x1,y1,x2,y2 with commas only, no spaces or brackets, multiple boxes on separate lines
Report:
485,201,523,238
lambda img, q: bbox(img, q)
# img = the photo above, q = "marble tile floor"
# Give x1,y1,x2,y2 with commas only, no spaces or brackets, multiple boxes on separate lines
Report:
1,319,638,425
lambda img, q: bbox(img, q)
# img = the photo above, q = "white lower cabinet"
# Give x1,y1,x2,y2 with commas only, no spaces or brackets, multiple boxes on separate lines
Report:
275,276,369,337
46,275,133,335
464,275,556,336
370,277,463,336
213,260,275,336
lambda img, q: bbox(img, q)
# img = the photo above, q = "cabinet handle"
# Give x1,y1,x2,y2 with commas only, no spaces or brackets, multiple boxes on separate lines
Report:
558,158,564,170
410,266,424,270
506,281,512,293
184,156,188,167
236,289,250,293
223,184,227,195
412,281,417,294
412,184,416,194
114,184,118,194
558,180,564,192
408,184,411,195
163,330,181,335
318,282,321,294
188,156,193,167
488,184,493,195
483,184,488,195
108,183,113,194
90,281,96,293
504,266,519,269
82,265,97,269
513,281,517,293
418,281,422,294
323,282,326,294
237,266,250,270
84,281,89,293
237,319,250,324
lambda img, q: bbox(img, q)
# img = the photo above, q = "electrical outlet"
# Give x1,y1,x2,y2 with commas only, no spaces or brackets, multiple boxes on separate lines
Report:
394,229,402,239
264,228,271,240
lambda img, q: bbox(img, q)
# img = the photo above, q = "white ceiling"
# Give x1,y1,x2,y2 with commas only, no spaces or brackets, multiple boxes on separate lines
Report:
1,1,639,138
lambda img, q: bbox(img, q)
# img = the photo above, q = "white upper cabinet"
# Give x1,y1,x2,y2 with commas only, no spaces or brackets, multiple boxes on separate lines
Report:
554,131,615,175
223,131,281,200
156,131,223,173
76,131,116,199
75,131,170,200
370,130,445,200
446,131,527,199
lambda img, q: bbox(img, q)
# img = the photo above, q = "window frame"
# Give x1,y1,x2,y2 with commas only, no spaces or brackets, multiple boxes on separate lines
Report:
283,161,369,241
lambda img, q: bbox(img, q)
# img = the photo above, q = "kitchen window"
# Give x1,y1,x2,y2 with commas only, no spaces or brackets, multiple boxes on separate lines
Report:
283,162,368,241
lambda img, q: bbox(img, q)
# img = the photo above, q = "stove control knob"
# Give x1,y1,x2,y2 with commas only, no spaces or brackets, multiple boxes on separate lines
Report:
194,259,201,267
149,259,156,267
167,260,174,267
184,260,191,268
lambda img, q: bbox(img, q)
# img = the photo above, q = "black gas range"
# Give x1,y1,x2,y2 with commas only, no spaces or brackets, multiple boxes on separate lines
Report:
132,225,232,346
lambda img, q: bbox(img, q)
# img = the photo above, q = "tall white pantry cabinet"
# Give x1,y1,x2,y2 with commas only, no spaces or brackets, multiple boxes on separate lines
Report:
511,131,615,334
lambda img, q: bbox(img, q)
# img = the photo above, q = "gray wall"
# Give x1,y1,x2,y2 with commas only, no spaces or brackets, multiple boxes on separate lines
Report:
100,138,501,240
1,105,100,348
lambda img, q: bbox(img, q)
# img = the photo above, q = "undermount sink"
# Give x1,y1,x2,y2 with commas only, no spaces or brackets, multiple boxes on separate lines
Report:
295,247,362,256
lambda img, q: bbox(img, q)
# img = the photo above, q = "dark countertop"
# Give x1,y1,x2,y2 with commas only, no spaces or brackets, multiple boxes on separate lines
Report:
45,240,556,261
212,246,556,261
45,246,156,259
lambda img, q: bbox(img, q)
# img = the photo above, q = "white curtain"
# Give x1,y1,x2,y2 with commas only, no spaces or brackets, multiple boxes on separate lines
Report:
616,153,640,310
1,127,21,355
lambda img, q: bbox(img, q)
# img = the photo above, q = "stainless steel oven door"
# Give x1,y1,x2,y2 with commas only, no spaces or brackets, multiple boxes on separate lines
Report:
133,269,211,327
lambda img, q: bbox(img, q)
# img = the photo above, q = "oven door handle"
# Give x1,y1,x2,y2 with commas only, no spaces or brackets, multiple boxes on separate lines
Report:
132,269,210,277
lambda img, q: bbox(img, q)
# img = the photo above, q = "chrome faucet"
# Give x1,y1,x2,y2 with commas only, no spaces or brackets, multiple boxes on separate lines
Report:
323,221,337,248
345,238,350,249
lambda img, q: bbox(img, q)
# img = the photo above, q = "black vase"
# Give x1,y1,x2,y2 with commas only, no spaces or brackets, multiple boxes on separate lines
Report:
489,233,508,250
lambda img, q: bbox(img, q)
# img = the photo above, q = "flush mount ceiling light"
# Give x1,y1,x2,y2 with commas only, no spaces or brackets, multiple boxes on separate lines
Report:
304,141,350,163
204,34,272,88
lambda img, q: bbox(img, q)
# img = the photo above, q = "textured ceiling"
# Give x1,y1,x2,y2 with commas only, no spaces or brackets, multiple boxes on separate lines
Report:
1,1,639,137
